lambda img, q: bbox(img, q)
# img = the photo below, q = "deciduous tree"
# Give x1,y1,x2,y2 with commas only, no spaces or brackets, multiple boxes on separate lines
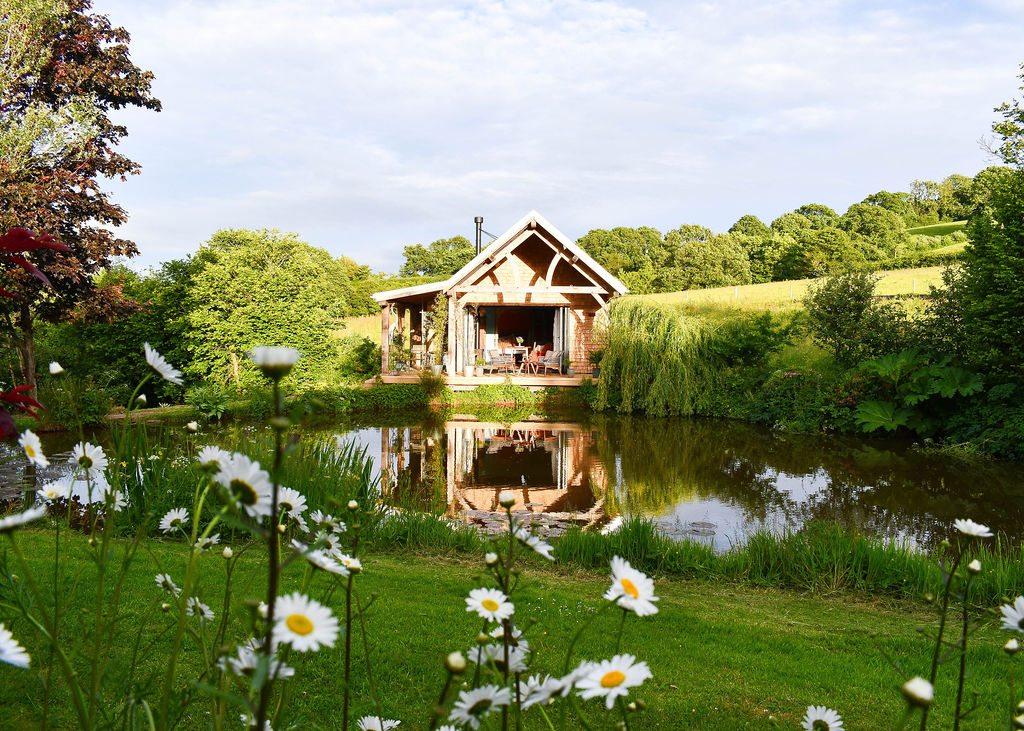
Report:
0,0,160,389
399,235,475,277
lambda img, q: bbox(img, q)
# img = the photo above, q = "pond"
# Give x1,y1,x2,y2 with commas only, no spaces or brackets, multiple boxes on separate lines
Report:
10,413,1024,552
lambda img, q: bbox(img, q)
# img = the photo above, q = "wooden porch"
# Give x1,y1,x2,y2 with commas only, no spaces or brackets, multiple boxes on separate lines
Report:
370,370,588,391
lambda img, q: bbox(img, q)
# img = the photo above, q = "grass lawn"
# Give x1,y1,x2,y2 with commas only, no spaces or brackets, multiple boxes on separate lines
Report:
339,315,383,340
907,221,967,237
638,266,946,313
0,531,1013,729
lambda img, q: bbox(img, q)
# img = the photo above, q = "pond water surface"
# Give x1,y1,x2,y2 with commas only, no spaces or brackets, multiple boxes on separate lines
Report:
12,414,1024,552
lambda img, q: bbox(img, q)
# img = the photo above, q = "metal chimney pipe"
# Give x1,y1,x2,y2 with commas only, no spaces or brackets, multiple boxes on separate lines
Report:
474,216,483,254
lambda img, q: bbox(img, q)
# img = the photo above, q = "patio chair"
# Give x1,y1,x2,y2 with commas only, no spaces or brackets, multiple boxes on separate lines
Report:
483,349,514,374
538,349,563,375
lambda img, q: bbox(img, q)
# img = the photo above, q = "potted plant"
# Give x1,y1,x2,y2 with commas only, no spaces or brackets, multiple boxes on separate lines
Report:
464,363,476,377
588,348,605,379
563,355,574,376
475,356,488,372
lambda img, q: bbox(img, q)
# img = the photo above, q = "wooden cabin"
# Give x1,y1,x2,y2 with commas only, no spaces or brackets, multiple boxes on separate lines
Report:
372,211,627,389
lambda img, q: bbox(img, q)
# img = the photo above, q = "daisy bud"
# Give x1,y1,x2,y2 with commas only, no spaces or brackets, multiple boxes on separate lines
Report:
269,416,290,431
627,702,637,711
445,651,467,674
185,421,199,433
347,500,359,511
277,524,286,534
1015,714,1024,730
968,559,981,574
1005,638,1020,655
476,633,490,645
498,491,515,508
485,552,499,566
49,361,64,375
1018,700,1024,712
635,700,647,710
222,546,233,559
136,393,147,406
249,346,300,381
902,676,934,708
161,603,171,612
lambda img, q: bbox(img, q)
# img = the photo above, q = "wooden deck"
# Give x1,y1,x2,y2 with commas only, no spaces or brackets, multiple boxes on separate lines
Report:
372,371,588,391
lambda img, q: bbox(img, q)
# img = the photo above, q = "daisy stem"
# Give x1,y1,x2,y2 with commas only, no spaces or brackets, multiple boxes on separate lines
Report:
537,704,557,731
921,551,963,731
427,670,455,730
342,572,355,731
354,583,383,718
618,697,632,731
255,380,285,731
953,571,974,730
615,609,627,654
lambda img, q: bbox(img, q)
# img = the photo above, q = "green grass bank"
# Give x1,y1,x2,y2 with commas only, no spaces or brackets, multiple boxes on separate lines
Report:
0,529,1015,729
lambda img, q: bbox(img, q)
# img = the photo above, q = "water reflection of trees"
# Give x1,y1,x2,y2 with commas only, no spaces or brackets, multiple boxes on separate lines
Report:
590,416,1024,548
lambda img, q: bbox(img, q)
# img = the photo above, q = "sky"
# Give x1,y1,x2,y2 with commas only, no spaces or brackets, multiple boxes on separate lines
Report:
93,0,1024,273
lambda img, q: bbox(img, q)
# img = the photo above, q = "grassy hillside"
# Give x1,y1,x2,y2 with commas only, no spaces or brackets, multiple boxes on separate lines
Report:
638,265,946,312
906,220,967,236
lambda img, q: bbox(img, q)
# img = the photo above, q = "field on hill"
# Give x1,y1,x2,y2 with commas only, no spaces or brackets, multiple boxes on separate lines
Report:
906,220,967,236
638,265,947,312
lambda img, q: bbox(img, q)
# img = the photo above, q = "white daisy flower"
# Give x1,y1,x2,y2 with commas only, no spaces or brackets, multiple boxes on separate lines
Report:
18,430,48,468
48,361,64,375
468,643,529,673
575,654,652,709
215,453,273,518
155,573,180,597
316,530,342,553
466,587,514,622
513,526,554,560
144,342,183,385
0,623,30,668
1001,596,1024,631
159,508,189,534
273,592,339,652
290,539,348,575
519,674,563,709
968,559,982,574
802,705,844,730
278,486,307,521
0,504,48,533
240,712,273,731
185,597,215,621
337,554,362,573
196,445,230,471
448,684,511,729
901,676,933,708
218,644,294,680
309,510,344,533
356,718,400,731
37,481,70,502
249,346,300,379
953,518,993,538
136,393,147,406
185,421,199,433
489,623,524,643
69,442,108,479
557,661,595,697
604,556,659,616
104,489,128,512
194,533,221,551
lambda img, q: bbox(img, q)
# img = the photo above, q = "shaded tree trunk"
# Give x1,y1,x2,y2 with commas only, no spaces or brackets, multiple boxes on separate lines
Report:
17,302,36,398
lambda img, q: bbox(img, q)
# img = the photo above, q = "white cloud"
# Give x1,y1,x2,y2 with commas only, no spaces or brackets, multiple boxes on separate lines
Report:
93,0,1024,269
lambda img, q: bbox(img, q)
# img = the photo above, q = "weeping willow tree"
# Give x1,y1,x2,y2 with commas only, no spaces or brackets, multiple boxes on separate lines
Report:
596,298,721,416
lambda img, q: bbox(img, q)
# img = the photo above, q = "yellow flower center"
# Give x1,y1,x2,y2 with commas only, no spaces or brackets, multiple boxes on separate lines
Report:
620,578,639,599
24,445,35,459
481,599,500,612
601,670,626,688
286,613,314,636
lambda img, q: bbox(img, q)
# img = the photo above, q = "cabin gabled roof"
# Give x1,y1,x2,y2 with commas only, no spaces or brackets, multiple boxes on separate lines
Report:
372,210,628,303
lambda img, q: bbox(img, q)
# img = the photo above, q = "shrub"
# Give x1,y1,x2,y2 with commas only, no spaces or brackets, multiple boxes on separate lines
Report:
184,382,232,420
803,270,908,367
337,334,381,380
38,376,113,427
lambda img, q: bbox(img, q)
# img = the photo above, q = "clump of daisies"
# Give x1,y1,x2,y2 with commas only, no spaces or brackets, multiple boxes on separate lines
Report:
426,491,656,729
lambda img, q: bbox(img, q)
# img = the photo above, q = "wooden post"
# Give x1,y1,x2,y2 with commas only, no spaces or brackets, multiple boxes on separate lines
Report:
381,302,391,374
447,296,457,373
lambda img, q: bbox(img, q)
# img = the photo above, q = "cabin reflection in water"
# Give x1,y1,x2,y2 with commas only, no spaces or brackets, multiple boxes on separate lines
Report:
379,421,609,532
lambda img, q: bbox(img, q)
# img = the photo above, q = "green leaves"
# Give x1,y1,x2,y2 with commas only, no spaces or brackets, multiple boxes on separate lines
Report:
854,400,912,432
